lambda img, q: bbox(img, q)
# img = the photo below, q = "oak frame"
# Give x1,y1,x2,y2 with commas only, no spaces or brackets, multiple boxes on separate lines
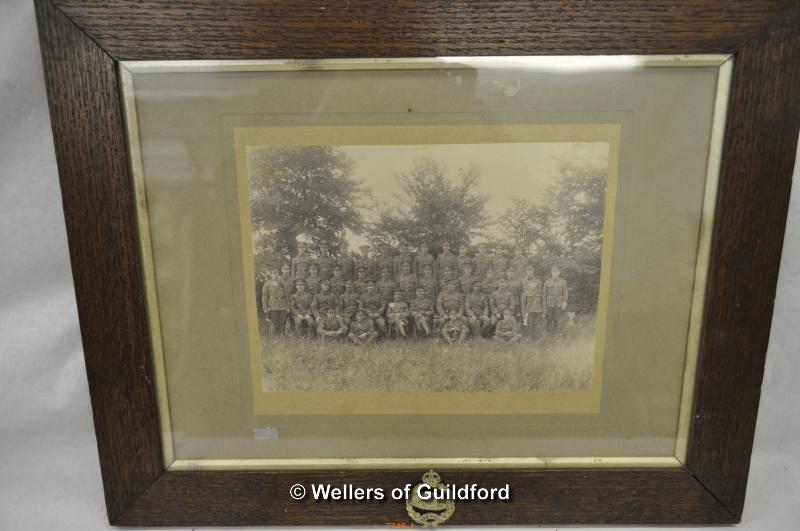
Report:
35,0,800,526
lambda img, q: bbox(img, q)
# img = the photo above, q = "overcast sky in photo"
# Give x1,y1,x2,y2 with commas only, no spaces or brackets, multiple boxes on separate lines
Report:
341,142,609,247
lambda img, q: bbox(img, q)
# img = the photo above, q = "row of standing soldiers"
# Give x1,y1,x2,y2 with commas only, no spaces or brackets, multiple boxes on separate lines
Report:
260,242,570,343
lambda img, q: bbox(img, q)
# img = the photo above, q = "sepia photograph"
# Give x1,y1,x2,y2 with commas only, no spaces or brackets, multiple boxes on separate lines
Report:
242,133,613,395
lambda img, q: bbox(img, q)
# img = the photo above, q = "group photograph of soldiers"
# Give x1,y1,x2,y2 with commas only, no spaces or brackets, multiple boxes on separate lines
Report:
246,143,607,392
258,241,571,345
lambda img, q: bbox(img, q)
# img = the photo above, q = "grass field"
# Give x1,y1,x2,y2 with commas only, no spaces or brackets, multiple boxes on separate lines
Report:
259,316,596,392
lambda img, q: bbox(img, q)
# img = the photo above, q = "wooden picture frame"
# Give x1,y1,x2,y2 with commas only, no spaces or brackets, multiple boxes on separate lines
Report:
35,0,799,526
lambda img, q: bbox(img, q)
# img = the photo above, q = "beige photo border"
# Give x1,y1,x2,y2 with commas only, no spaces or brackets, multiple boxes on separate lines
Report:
235,124,620,416
118,55,733,470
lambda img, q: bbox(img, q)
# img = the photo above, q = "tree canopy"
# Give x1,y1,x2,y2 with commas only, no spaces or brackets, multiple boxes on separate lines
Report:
248,146,366,255
365,159,488,253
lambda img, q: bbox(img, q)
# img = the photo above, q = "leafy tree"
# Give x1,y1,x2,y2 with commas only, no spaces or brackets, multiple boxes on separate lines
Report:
248,146,365,256
499,167,607,313
366,159,488,253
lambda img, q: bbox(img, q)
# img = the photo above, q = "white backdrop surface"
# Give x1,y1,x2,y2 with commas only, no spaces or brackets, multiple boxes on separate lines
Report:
1,1,798,529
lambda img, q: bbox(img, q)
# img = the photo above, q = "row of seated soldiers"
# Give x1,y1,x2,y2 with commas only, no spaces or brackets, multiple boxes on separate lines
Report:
261,262,570,343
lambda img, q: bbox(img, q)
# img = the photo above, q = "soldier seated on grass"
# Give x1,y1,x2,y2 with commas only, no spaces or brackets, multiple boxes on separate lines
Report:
441,310,468,344
493,309,522,344
410,286,434,337
386,291,410,338
359,280,387,335
290,278,315,338
317,308,347,341
348,309,378,344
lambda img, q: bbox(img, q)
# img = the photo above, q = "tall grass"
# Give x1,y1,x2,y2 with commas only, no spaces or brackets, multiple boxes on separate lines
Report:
260,316,596,392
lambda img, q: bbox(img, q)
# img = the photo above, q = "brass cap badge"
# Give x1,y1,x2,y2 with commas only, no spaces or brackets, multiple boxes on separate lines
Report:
405,470,456,527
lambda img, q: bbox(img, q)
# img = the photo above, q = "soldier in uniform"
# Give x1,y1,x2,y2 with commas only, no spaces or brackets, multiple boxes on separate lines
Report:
339,279,361,320
438,264,459,292
337,242,355,280
481,266,499,294
255,268,270,317
473,243,492,280
292,242,312,280
490,278,519,327
312,280,339,319
290,279,315,337
261,266,289,336
316,308,347,340
396,262,417,302
418,263,438,300
435,242,457,285
492,247,509,275
543,266,569,336
508,245,529,283
521,273,545,340
415,243,435,278
393,243,414,280
355,245,373,280
374,245,395,282
329,265,346,296
358,281,387,335
441,310,468,344
459,262,479,294
353,266,371,295
375,267,396,305
386,291,410,338
410,286,435,337
504,267,523,303
316,244,335,280
435,278,465,331
493,309,523,344
465,283,490,338
305,263,322,295
456,245,474,278
348,310,378,344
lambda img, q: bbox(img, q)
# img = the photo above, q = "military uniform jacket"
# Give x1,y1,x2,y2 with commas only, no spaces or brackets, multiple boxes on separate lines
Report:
340,291,360,317
290,291,313,313
473,253,492,278
353,277,370,295
543,277,569,308
457,254,474,277
410,297,434,313
415,253,435,276
397,273,417,296
329,277,346,296
280,274,295,300
436,290,464,315
292,253,312,279
375,279,396,303
387,301,409,317
394,253,414,278
496,317,520,335
337,256,354,279
508,256,529,278
313,292,339,315
465,292,488,316
349,318,375,335
490,288,518,315
262,279,288,312
459,273,479,294
436,252,457,278
354,256,373,279
316,255,335,279
374,256,395,279
359,292,385,313
319,314,346,333
492,256,509,273
418,276,438,299
305,274,322,295
521,277,544,314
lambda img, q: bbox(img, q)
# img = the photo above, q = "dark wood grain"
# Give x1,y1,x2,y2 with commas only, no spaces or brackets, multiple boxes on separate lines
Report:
685,5,800,518
116,469,735,526
34,0,164,523
51,0,784,60
34,0,800,526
